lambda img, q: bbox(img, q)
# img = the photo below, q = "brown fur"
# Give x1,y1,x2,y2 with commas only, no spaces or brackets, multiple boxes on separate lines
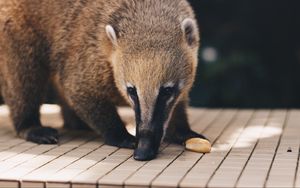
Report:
0,0,206,159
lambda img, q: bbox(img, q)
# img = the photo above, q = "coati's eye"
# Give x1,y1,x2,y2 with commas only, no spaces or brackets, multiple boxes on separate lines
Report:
127,87,137,98
160,87,175,98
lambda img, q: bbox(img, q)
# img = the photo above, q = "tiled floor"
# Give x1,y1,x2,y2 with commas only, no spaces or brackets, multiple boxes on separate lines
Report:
0,105,299,188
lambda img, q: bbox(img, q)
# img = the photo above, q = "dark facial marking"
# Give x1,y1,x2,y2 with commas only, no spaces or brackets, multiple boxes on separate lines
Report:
133,84,180,161
152,85,178,125
148,84,180,144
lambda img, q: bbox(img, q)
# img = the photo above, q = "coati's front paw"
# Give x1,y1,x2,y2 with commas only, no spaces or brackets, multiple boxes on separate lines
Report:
105,133,136,149
25,127,59,144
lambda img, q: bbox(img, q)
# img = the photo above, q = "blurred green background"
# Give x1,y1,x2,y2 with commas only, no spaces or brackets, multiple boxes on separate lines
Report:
188,0,300,108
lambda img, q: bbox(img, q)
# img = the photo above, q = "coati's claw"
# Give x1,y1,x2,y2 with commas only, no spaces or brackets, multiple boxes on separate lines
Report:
25,127,59,144
185,138,211,153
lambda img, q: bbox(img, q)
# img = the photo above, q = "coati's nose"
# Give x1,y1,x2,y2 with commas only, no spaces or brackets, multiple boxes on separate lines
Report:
133,138,157,161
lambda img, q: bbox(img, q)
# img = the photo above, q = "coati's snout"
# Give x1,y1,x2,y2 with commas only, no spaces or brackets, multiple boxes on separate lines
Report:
127,84,178,161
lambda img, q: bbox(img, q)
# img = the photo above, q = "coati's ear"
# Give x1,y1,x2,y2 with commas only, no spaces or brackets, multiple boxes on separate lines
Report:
181,18,199,47
106,25,118,46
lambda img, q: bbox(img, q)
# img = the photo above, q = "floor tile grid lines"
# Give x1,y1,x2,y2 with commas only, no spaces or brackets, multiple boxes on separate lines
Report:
180,110,270,188
0,144,57,175
178,109,238,187
0,127,29,156
29,136,106,182
232,110,271,188
0,130,85,188
151,110,237,188
98,143,171,187
261,110,288,188
266,110,300,188
0,131,97,181
2,106,300,188
70,148,133,186
180,110,253,188
0,136,25,152
235,110,287,188
0,142,39,162
204,110,255,188
0,130,79,180
45,143,120,184
0,128,74,167
0,125,69,155
155,109,238,188
21,133,101,182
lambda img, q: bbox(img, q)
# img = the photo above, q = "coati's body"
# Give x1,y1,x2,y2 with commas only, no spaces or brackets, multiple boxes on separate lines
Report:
0,0,207,160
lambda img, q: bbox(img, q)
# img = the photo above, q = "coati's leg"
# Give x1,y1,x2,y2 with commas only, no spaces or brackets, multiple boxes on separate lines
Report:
62,87,135,149
0,63,58,144
51,83,90,130
0,21,58,144
165,101,207,144
61,101,91,130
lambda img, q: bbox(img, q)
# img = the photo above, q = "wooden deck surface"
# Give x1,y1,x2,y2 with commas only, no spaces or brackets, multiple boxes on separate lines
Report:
0,105,299,188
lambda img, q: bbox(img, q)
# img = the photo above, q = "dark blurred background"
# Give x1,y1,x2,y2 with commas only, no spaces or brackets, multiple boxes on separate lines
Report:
188,0,300,108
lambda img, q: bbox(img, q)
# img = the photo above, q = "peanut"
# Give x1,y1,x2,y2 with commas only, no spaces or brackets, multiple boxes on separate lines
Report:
185,138,211,153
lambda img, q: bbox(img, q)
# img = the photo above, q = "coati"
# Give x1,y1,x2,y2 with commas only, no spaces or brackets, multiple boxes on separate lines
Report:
0,0,209,160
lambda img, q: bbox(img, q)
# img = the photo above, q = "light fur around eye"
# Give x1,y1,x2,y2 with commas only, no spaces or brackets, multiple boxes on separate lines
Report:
163,81,175,88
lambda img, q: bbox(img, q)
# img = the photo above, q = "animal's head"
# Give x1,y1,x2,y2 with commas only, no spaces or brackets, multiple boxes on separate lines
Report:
105,17,199,160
